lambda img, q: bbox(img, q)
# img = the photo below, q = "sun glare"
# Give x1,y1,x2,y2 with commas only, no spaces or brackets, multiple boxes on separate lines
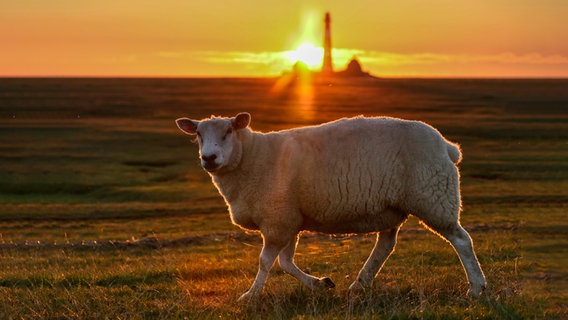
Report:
284,42,323,69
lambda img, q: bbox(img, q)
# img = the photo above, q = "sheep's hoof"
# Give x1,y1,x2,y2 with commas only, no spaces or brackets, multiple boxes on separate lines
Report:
468,282,487,298
348,278,368,295
237,290,260,303
313,277,335,290
321,277,335,289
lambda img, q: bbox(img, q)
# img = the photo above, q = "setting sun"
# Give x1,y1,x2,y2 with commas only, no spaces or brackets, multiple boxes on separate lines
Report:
284,43,324,69
0,1,566,77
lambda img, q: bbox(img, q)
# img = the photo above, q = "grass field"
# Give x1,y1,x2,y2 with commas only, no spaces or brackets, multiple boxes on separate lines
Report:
0,78,566,318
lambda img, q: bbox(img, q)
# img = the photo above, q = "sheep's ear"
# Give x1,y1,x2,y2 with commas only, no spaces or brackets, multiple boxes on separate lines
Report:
232,112,251,130
176,118,199,135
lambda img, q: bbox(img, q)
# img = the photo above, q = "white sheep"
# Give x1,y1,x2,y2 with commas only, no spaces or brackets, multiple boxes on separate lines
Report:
176,112,486,302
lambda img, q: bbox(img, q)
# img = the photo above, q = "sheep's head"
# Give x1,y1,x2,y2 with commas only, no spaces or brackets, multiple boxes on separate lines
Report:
176,112,251,174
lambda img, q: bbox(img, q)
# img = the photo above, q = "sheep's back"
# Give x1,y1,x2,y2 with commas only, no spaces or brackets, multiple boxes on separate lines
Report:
288,117,452,228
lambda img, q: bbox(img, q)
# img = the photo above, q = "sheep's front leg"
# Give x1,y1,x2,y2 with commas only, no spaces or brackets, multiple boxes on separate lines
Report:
238,240,282,302
278,236,335,290
349,227,399,293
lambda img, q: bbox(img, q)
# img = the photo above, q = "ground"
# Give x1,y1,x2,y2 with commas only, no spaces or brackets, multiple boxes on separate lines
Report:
0,78,566,318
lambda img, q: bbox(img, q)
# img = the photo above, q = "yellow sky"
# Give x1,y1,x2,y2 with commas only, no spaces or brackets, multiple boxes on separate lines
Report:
1,0,567,77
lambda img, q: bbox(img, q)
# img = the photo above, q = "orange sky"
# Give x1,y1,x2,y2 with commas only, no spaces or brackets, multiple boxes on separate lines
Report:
1,0,567,77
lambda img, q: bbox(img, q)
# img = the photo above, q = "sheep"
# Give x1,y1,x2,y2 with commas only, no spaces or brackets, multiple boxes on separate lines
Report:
175,112,486,302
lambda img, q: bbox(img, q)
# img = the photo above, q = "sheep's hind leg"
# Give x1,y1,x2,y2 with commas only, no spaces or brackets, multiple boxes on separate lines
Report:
435,223,487,297
349,227,399,293
278,236,335,290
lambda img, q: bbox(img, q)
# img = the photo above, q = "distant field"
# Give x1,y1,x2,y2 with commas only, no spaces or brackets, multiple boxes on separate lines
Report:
0,78,566,318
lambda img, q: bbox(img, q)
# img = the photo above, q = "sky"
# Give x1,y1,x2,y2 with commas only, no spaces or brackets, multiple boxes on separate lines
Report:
1,0,568,78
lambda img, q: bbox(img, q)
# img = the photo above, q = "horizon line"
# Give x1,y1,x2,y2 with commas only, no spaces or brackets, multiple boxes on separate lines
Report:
1,75,568,80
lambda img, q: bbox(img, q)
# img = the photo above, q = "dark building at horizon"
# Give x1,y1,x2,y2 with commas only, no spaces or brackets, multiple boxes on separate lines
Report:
319,12,373,78
321,12,334,75
285,12,374,79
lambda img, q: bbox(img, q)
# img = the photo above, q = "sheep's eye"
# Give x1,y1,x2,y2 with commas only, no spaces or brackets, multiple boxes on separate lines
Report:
222,128,233,140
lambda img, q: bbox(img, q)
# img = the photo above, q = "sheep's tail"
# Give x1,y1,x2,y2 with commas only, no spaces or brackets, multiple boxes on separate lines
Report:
446,142,462,164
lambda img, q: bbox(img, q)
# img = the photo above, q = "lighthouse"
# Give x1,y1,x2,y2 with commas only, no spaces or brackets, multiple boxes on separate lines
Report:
321,12,333,75
283,12,373,79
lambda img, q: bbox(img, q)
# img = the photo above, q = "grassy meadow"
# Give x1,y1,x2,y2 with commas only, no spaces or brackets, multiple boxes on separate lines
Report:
0,77,566,318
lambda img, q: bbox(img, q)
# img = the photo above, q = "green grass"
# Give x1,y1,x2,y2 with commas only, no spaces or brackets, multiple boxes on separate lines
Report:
0,78,566,318
0,228,552,318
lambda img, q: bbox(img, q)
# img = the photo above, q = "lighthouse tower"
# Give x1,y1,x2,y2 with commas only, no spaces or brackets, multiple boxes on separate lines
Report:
321,12,334,75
